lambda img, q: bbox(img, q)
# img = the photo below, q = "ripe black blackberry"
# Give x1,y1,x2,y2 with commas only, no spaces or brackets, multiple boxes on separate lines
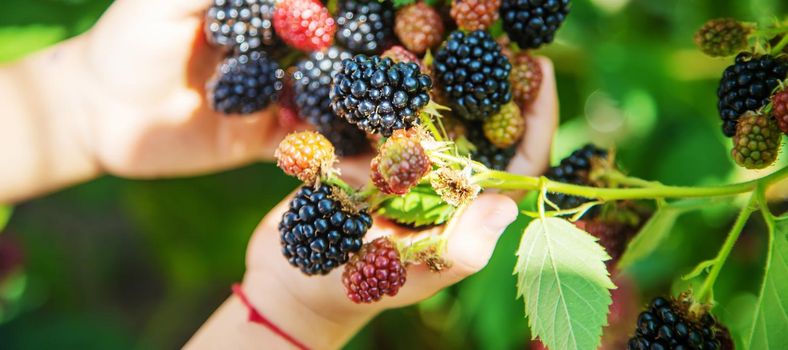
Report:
279,184,373,276
628,296,731,350
335,0,395,55
500,0,571,49
293,47,352,126
433,30,512,121
717,53,788,137
468,124,516,171
205,0,278,53
208,50,285,115
545,144,608,214
330,55,433,136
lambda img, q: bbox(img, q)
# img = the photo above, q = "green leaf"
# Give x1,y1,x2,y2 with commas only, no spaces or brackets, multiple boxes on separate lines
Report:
376,184,455,227
515,217,615,350
0,206,11,232
745,217,788,349
618,206,681,269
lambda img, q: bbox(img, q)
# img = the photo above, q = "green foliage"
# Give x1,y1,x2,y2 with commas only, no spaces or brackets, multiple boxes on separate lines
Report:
515,217,614,350
745,216,788,349
618,199,718,269
0,206,11,231
376,184,455,227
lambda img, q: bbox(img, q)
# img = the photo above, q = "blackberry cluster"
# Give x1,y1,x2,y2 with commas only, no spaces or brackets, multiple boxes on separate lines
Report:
717,53,788,137
208,51,284,115
500,0,571,49
279,184,373,275
545,144,608,214
205,0,278,53
335,0,395,55
468,124,516,171
433,30,512,121
629,297,731,350
330,55,433,136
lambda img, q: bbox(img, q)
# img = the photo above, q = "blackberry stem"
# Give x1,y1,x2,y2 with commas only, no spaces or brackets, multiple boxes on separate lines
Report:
600,170,665,188
478,166,788,201
696,190,760,304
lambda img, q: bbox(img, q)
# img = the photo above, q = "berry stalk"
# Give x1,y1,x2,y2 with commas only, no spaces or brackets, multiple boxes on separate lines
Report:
476,166,788,201
695,189,760,304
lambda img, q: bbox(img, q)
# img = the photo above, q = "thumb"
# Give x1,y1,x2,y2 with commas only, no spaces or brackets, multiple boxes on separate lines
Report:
390,193,518,305
443,194,519,275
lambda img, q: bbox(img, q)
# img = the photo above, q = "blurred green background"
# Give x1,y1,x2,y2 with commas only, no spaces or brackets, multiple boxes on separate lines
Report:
0,0,786,349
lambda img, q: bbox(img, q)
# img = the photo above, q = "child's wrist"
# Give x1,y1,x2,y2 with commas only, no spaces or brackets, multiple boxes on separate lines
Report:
241,271,377,350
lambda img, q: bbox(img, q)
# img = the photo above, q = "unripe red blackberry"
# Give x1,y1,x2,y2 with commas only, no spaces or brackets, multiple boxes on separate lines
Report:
395,2,445,55
208,50,285,115
371,129,432,195
330,55,433,136
342,237,406,303
694,18,750,57
205,0,278,53
772,89,788,135
450,0,501,31
433,30,512,121
545,144,608,215
335,0,395,55
482,102,525,148
500,0,571,49
731,111,781,169
275,131,336,184
273,0,336,51
717,53,788,137
280,184,373,275
510,52,543,109
628,296,732,350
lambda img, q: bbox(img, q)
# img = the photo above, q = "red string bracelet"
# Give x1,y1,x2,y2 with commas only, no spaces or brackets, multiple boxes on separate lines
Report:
232,283,310,350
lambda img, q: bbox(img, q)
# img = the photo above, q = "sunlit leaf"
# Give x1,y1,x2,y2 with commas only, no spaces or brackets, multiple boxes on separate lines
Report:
515,217,614,350
745,217,788,349
376,184,455,227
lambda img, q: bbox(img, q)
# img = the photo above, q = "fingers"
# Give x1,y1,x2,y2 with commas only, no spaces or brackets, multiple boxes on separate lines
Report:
389,194,518,304
508,57,559,176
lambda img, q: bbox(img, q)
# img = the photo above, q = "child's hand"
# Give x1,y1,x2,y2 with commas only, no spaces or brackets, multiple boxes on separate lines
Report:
235,58,558,349
78,0,298,178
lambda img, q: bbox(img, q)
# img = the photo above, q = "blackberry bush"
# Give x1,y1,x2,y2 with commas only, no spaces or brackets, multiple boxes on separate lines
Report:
335,0,395,55
207,50,284,115
433,30,512,121
500,0,571,49
717,53,788,137
330,55,433,136
279,184,373,275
